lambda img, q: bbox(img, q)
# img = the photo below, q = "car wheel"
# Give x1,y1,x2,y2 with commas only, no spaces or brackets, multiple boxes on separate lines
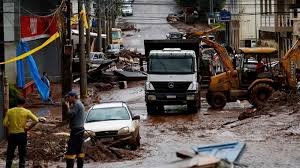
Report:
130,131,140,150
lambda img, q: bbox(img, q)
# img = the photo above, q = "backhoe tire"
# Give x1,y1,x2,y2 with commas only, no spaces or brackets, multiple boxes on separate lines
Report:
209,92,227,109
206,93,213,106
249,83,274,108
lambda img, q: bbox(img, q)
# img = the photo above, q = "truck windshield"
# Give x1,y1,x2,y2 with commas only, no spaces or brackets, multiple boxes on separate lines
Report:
112,31,121,40
148,57,194,74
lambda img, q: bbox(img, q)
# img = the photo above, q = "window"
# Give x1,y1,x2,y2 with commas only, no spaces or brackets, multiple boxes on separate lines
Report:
86,107,130,122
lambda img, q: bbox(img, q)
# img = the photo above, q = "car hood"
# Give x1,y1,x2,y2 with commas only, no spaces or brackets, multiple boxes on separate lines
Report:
84,120,132,132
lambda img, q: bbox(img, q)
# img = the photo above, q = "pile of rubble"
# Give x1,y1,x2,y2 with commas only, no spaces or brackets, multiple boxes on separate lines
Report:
0,121,142,166
117,21,136,31
238,91,300,120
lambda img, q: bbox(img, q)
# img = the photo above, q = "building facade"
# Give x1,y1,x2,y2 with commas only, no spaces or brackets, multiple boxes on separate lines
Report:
4,0,62,84
259,0,295,57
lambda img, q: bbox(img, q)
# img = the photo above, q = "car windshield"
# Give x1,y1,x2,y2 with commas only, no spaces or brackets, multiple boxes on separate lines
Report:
112,31,121,40
86,107,130,122
148,56,194,74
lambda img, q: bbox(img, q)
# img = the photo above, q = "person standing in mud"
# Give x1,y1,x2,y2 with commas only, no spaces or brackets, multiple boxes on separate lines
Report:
3,96,45,168
64,91,86,168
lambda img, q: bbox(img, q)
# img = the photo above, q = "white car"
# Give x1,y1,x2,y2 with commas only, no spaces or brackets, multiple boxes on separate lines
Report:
84,102,141,149
121,4,133,16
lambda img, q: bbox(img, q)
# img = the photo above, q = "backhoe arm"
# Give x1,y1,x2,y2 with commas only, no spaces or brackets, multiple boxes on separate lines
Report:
280,39,300,90
201,38,235,72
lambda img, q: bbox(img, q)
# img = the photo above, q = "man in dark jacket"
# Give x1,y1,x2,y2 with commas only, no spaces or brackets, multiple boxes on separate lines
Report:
64,91,85,168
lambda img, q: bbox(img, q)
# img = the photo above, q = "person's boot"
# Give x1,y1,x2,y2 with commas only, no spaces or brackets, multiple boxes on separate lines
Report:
19,162,25,168
77,158,84,168
66,159,75,168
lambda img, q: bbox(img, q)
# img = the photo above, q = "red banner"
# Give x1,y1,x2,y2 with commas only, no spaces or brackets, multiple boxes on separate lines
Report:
21,16,57,41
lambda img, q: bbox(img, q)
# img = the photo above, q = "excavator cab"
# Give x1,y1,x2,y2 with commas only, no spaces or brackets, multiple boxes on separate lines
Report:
238,47,278,88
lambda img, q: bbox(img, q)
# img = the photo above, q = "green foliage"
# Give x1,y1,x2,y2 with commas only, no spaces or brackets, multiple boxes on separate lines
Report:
9,83,21,108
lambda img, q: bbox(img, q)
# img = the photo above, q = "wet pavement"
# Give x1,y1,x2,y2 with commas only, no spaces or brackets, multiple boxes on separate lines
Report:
86,83,300,168
120,0,178,53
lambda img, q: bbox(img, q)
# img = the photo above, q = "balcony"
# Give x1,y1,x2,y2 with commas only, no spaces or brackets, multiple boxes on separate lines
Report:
260,14,293,32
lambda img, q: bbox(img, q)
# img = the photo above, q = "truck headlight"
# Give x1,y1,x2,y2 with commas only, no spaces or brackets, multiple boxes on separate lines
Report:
186,95,195,100
188,82,198,91
118,127,130,135
148,95,156,101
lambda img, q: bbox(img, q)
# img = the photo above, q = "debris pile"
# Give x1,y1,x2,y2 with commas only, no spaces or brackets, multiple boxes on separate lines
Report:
84,141,140,163
117,21,136,31
94,82,114,91
27,132,68,162
238,91,300,120
167,14,181,23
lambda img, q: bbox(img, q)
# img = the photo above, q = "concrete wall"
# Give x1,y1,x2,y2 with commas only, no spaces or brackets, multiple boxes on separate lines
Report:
239,0,261,42
23,39,62,83
20,0,62,83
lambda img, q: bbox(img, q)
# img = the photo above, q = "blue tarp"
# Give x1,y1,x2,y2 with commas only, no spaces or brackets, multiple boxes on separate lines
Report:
16,43,25,89
16,42,49,102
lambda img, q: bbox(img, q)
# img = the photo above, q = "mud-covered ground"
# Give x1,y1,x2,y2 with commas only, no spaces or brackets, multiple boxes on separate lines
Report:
1,82,300,168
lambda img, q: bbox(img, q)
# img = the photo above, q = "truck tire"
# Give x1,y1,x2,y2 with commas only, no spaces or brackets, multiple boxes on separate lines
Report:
209,92,227,109
146,104,157,115
249,83,274,107
187,104,198,113
146,104,163,115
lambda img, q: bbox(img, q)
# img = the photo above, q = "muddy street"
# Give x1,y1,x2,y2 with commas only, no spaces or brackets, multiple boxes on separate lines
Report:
89,83,299,168
121,0,178,52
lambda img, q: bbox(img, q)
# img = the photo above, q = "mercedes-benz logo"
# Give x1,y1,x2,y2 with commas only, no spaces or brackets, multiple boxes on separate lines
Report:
168,82,174,88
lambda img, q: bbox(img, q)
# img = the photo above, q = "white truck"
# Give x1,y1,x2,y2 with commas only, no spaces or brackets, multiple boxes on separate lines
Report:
144,40,201,114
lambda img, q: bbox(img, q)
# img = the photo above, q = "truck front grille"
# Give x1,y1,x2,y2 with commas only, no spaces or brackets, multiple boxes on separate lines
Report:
151,82,191,93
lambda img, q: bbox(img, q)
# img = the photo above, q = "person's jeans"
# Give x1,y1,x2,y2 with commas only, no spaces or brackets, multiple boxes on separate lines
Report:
6,133,27,168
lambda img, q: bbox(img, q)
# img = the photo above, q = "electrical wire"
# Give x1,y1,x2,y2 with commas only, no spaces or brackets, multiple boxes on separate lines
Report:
20,0,65,17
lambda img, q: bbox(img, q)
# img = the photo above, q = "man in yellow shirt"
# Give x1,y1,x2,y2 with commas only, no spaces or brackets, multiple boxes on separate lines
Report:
3,96,44,168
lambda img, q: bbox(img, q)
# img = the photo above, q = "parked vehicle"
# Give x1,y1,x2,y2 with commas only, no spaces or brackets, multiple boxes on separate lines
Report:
73,52,113,68
121,4,133,16
84,102,141,150
166,32,185,39
112,28,123,47
107,44,123,58
144,40,201,114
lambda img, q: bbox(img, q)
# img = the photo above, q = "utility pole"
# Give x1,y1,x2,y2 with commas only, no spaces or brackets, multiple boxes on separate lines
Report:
62,0,73,96
97,0,102,52
108,2,112,45
0,0,6,139
79,0,88,100
86,0,91,55
102,9,107,52
61,0,73,121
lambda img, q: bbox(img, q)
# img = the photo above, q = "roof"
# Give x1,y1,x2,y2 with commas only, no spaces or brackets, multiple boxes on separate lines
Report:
239,47,278,54
92,102,126,109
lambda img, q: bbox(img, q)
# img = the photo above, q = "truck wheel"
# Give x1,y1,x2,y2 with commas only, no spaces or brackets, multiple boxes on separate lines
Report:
187,104,198,113
146,104,157,115
249,83,274,107
210,92,226,109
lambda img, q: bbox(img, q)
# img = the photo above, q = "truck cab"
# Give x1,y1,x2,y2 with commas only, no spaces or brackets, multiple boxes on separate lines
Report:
144,40,201,114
